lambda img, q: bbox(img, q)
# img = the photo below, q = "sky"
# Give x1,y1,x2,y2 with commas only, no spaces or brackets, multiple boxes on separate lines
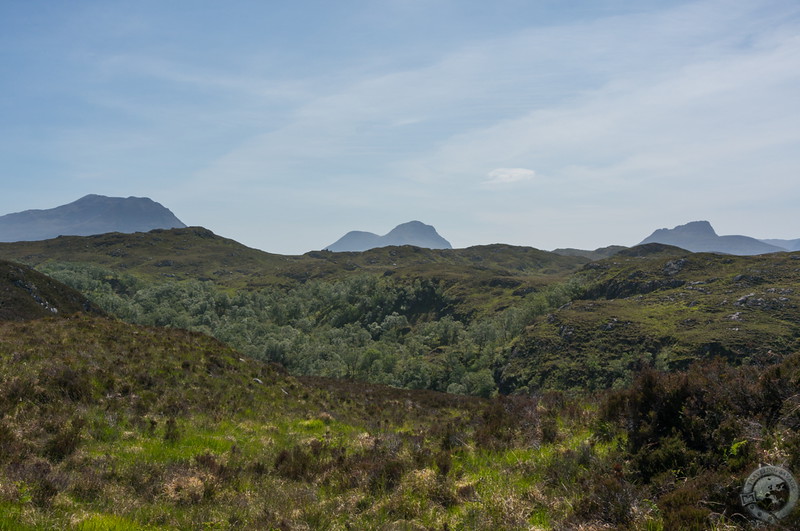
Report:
1,0,798,255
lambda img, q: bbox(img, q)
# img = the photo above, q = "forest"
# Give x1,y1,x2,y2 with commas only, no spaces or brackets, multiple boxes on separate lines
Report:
38,261,584,398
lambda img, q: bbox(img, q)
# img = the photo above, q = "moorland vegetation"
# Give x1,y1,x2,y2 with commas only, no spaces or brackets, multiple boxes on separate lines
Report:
1,228,800,528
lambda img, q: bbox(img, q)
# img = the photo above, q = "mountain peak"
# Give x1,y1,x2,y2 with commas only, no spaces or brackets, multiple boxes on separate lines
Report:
667,220,717,236
640,221,784,255
325,221,452,252
0,195,186,242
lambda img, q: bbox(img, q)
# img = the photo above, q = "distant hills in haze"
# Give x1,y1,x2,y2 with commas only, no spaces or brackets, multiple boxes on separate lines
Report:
760,237,800,252
639,220,794,255
325,220,452,252
2,195,797,257
0,194,186,242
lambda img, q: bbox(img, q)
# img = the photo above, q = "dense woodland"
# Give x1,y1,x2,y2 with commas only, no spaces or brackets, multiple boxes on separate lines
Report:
38,261,583,398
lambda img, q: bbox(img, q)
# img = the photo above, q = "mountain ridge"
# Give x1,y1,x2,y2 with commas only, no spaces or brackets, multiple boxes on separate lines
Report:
0,194,186,242
325,220,452,252
639,220,787,255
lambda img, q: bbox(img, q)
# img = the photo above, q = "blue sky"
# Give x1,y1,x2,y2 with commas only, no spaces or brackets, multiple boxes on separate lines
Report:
1,0,798,254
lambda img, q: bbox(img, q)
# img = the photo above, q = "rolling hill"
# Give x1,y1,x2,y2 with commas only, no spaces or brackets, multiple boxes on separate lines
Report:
500,245,800,392
1,258,800,527
0,227,588,318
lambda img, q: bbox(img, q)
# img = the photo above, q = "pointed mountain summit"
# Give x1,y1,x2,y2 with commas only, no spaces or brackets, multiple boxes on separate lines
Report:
640,221,784,255
0,194,186,242
325,221,452,252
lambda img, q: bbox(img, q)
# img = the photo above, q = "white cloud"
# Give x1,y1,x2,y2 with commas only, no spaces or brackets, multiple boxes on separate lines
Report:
484,168,535,185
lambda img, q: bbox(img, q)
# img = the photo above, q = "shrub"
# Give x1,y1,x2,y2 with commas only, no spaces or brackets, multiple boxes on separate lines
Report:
43,416,85,462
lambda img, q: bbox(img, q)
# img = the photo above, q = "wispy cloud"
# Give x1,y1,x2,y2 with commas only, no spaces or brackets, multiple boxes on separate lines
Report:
484,168,535,186
3,0,799,253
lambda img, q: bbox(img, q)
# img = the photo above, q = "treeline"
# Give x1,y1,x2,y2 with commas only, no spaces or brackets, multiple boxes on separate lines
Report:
39,262,583,397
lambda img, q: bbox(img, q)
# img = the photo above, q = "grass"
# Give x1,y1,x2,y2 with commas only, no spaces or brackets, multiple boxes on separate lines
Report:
2,314,800,527
502,249,800,392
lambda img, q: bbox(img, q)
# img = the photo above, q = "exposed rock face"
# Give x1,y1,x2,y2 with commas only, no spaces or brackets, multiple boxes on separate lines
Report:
640,221,785,256
325,221,452,252
0,195,186,242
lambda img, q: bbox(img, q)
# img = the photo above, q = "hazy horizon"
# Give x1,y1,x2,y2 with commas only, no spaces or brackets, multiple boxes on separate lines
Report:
2,1,798,254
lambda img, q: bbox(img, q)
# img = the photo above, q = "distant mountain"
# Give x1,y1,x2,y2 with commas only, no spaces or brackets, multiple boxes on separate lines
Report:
639,221,785,256
760,238,800,251
325,221,452,252
0,194,186,242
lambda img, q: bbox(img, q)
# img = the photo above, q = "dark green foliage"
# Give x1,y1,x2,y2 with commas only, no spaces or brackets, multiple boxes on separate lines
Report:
32,261,586,397
163,417,180,443
597,353,800,527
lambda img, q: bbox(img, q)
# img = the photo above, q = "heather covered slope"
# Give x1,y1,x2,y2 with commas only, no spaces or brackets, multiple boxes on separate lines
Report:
500,247,800,393
0,316,595,529
1,314,800,527
0,259,100,321
0,242,800,526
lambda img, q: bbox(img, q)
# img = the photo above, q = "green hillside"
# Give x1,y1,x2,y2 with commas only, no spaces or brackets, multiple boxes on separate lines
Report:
3,230,800,402
0,315,591,529
0,227,587,319
500,247,800,392
2,234,800,527
1,304,799,527
0,229,592,397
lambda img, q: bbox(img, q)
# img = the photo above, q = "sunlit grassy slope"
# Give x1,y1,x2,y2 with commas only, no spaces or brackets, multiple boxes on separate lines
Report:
3,315,800,528
500,246,800,393
0,315,593,529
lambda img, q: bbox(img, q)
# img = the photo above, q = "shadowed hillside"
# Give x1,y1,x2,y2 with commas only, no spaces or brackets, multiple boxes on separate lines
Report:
0,259,101,321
